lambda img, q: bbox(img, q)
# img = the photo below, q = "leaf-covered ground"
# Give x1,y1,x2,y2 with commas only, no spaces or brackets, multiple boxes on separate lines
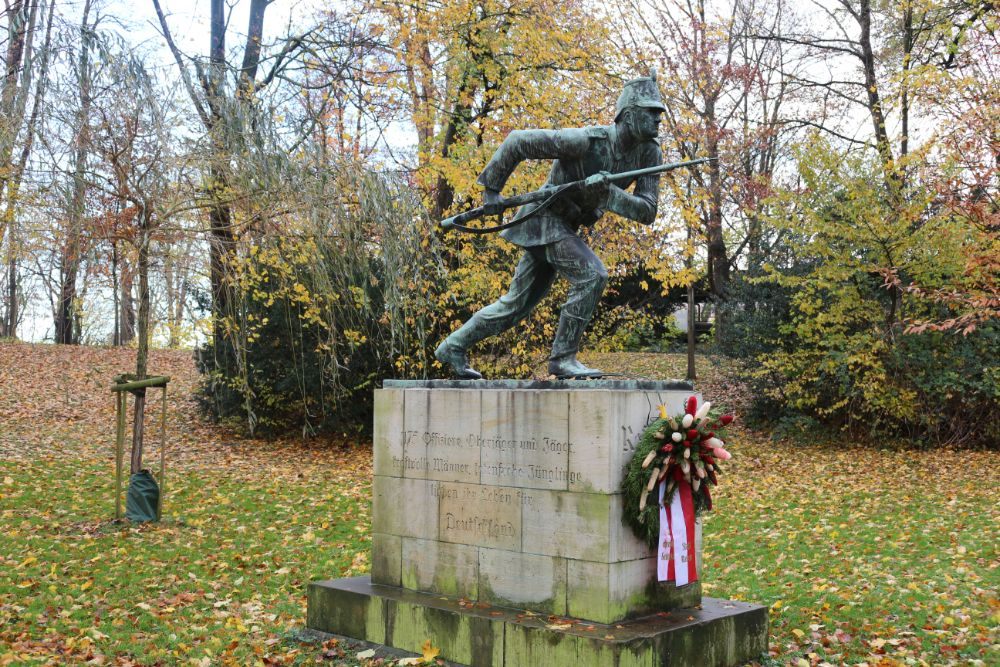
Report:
1,342,996,666
0,342,372,666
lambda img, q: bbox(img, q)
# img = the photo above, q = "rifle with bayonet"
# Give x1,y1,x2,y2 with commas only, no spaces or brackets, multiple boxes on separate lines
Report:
440,157,717,233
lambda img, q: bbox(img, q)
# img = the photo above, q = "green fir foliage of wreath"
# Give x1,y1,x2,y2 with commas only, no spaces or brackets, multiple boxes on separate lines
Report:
621,413,727,550
621,417,670,550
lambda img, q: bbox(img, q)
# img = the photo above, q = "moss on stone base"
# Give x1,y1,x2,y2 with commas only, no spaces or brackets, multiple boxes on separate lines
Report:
308,577,767,667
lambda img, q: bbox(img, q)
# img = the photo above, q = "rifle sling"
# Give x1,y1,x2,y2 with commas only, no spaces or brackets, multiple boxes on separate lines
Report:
447,185,570,235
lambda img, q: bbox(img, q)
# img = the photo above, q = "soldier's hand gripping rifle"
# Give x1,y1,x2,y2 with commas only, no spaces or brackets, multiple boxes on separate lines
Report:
440,157,717,233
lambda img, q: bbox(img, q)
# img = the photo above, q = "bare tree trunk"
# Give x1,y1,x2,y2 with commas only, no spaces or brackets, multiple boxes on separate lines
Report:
900,0,912,162
130,389,146,473
55,261,80,343
208,159,234,355
206,0,235,357
162,237,190,348
112,239,119,345
3,0,54,339
130,209,151,473
701,59,730,337
857,0,896,178
120,261,135,345
431,70,476,219
1,0,41,337
0,0,37,205
55,0,95,345
4,250,15,338
705,133,729,302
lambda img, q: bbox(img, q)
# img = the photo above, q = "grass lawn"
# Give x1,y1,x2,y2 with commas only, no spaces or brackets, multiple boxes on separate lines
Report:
1,342,997,666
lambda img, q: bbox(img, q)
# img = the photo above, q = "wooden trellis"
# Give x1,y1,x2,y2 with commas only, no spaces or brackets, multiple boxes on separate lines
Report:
111,374,170,521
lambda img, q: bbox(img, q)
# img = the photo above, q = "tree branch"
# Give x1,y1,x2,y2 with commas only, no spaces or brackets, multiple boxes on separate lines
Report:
254,26,320,92
776,118,874,147
150,0,211,127
749,33,863,59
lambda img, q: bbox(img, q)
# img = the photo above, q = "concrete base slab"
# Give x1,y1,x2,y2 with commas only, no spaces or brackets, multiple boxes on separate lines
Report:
307,577,768,667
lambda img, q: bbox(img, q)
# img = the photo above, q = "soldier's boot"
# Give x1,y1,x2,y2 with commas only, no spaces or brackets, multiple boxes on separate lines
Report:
434,286,538,380
435,313,499,379
434,338,483,380
549,356,604,379
548,314,603,379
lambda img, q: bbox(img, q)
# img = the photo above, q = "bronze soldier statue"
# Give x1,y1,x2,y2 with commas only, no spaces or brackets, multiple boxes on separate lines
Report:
436,73,667,379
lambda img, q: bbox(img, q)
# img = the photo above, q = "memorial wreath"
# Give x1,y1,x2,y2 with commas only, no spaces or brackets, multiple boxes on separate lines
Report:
621,396,734,585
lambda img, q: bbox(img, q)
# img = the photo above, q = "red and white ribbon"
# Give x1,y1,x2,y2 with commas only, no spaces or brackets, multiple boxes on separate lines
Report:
657,471,698,585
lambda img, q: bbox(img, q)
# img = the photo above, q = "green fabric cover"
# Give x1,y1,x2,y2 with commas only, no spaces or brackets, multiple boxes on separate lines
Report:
126,470,159,522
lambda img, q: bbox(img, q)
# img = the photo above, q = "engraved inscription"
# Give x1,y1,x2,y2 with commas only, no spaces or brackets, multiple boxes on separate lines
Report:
479,431,580,488
391,455,477,475
437,482,526,550
481,462,582,484
476,435,574,453
431,458,474,474
391,455,428,473
401,431,573,453
393,428,578,486
443,513,516,540
621,423,640,453
403,430,470,447
427,481,458,499
429,482,535,507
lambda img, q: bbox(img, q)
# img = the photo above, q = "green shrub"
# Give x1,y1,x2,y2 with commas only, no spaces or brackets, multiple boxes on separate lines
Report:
733,139,998,447
196,167,444,437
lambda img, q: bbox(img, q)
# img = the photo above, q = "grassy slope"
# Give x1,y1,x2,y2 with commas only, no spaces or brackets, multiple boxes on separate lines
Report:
0,342,996,666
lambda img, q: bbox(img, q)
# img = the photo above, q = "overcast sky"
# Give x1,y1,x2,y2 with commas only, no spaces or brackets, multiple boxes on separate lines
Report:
103,0,325,65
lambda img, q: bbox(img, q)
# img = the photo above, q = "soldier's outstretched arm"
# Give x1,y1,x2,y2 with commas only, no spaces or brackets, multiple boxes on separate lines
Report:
605,143,661,224
477,129,590,192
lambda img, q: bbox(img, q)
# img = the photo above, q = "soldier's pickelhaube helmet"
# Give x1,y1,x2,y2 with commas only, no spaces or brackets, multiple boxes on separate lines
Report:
614,70,666,121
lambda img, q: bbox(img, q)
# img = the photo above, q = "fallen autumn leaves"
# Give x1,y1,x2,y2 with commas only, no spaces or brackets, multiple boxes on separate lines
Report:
1,341,373,666
0,341,997,666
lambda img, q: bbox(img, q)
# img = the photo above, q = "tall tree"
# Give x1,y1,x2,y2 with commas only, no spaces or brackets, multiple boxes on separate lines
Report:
1,0,53,338
0,0,39,202
749,0,997,331
53,0,96,344
91,51,183,470
151,0,309,359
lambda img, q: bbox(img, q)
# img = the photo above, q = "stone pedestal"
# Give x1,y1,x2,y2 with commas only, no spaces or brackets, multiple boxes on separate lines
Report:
307,380,767,666
309,578,767,667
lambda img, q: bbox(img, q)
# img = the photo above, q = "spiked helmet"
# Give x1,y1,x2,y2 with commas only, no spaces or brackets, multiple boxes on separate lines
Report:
614,70,666,120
